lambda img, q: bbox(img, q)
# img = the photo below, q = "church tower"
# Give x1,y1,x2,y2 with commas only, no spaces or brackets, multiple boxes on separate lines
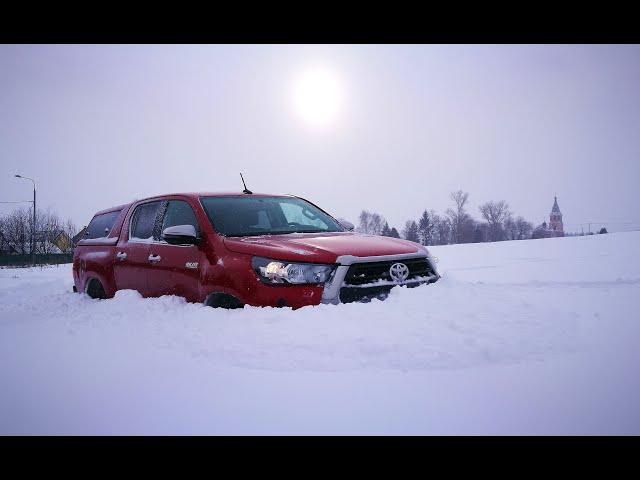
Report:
549,196,564,236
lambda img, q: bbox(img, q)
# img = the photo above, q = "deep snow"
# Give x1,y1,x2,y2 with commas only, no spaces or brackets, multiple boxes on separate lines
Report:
1,232,639,434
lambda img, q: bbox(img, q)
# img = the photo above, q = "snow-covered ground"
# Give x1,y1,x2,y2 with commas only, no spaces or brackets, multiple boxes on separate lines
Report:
1,232,639,434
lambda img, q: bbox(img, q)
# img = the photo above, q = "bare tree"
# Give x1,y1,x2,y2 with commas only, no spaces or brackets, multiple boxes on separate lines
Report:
2,207,30,254
446,190,474,243
432,213,451,245
473,222,489,243
453,190,468,209
369,212,385,236
0,216,8,252
532,222,549,239
357,210,371,234
0,206,78,255
38,208,61,254
478,200,512,242
353,193,535,246
461,218,477,243
357,210,386,235
515,216,533,240
61,218,77,252
503,215,518,241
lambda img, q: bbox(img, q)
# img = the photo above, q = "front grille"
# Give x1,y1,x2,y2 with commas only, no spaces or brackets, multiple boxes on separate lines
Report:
338,257,436,304
343,257,433,286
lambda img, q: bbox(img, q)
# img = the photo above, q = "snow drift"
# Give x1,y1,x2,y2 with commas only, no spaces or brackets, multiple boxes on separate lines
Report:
1,232,639,434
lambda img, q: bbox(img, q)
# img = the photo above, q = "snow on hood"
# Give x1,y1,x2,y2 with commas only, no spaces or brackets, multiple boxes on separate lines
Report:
222,232,425,263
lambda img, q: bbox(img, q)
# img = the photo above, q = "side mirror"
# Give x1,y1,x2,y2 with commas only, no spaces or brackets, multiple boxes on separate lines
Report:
162,225,199,245
337,218,355,231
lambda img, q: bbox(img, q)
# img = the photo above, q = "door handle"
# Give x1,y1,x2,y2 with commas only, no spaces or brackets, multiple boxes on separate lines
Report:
148,254,161,263
116,252,127,260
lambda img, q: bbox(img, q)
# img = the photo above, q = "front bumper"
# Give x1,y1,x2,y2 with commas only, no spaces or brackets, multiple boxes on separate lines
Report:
321,251,440,304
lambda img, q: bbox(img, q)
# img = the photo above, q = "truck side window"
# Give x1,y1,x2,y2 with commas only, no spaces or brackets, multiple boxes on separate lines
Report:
161,200,200,237
85,210,121,239
130,201,162,241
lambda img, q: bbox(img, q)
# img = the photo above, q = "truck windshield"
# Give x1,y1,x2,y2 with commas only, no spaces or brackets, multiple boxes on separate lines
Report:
200,196,343,237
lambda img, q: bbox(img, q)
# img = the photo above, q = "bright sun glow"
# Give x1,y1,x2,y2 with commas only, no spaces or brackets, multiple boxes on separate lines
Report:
292,67,344,128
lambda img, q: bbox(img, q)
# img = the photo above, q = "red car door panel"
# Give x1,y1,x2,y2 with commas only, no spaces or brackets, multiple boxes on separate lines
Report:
146,243,203,302
112,241,151,295
113,200,163,297
146,199,204,302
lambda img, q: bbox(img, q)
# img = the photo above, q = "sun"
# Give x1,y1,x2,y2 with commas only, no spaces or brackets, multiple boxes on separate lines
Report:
292,67,344,128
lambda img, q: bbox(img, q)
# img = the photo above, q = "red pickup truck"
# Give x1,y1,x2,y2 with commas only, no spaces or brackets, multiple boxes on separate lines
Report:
73,192,439,308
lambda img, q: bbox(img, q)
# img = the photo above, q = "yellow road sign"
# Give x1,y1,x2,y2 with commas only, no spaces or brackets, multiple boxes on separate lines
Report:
54,232,71,252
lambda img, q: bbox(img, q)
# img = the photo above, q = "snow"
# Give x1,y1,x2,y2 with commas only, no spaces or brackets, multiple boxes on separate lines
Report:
344,274,438,288
1,232,640,434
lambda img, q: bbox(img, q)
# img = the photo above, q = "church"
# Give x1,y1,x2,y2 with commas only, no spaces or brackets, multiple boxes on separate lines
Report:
547,196,564,237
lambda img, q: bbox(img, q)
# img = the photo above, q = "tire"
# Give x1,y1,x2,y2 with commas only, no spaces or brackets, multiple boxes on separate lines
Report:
205,292,244,309
85,278,107,300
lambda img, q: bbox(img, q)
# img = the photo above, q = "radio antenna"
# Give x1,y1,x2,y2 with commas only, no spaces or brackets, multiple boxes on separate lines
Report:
240,173,253,194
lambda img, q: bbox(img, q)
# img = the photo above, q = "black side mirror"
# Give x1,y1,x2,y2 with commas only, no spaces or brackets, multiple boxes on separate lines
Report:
162,225,199,245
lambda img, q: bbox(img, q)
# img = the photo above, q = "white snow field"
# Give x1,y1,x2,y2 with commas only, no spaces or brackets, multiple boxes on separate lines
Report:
1,232,639,435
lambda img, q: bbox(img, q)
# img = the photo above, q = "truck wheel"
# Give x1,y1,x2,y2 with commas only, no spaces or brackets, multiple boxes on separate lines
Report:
205,292,244,309
85,278,107,300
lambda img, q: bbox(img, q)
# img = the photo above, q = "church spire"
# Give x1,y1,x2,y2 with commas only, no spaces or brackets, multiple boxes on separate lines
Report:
548,196,564,236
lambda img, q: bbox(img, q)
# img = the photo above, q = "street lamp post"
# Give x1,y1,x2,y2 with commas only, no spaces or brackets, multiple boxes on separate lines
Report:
14,175,36,266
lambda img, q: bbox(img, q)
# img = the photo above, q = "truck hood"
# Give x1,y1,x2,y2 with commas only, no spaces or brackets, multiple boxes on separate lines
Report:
222,232,425,264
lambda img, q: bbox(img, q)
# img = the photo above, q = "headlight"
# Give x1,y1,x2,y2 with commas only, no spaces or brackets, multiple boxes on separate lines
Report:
252,257,336,284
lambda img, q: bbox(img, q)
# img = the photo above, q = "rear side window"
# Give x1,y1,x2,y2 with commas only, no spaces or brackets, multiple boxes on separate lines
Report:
161,200,200,236
85,210,121,239
130,201,162,240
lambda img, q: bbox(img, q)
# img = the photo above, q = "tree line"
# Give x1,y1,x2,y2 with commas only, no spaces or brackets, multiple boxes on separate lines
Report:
357,190,540,245
0,206,77,254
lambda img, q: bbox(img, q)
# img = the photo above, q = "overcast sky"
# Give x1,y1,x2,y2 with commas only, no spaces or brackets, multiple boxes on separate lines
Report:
1,44,639,232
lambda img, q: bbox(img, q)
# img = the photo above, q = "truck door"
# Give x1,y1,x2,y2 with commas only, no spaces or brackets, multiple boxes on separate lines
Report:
113,200,162,296
146,199,203,302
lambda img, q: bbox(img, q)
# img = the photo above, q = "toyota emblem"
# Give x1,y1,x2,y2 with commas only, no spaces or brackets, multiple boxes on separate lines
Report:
389,262,409,282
